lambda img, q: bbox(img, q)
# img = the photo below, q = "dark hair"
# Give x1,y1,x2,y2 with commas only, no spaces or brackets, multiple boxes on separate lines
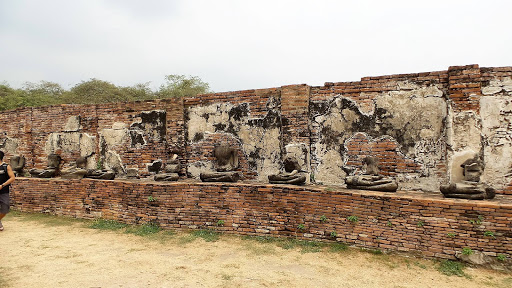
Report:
0,151,4,160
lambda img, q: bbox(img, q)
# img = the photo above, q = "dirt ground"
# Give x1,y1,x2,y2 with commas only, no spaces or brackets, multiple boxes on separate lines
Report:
0,213,511,288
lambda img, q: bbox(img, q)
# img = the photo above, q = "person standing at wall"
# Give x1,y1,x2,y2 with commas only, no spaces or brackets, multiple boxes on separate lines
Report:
0,151,16,231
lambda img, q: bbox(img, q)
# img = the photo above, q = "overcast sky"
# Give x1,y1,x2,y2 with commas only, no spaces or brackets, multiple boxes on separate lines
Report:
1,0,511,92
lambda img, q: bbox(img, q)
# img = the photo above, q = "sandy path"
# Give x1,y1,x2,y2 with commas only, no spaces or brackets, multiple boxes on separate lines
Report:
0,214,510,288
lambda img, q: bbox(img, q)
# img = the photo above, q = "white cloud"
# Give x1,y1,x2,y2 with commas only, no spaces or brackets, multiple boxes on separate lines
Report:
0,0,511,92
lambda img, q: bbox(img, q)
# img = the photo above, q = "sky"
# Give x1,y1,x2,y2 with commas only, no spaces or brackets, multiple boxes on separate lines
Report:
1,0,511,93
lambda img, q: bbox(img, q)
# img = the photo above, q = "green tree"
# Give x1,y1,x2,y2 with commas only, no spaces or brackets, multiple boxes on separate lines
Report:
0,75,211,110
157,75,211,98
0,84,23,111
63,78,127,104
21,81,64,107
119,82,155,102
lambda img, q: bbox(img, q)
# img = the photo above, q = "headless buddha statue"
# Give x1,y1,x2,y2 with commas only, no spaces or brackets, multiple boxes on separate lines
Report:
440,156,495,200
29,154,61,178
268,156,306,185
345,156,398,192
200,146,240,182
154,154,180,181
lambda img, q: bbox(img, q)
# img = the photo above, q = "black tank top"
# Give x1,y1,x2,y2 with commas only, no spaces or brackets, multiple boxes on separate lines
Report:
0,163,10,194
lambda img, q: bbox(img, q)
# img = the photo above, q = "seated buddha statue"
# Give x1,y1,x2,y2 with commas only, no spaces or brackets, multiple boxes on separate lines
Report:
154,154,180,181
61,156,88,179
29,154,61,178
440,156,495,200
200,145,240,182
345,156,398,192
9,155,25,176
268,156,306,185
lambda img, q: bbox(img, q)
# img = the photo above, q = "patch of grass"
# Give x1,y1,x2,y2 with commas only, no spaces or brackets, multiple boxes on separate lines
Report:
329,243,348,253
497,254,506,261
242,235,277,243
417,220,425,228
274,238,326,253
148,196,157,202
242,242,276,255
325,187,334,192
386,221,393,227
89,219,128,230
216,220,225,226
221,273,234,281
484,231,496,239
414,261,427,269
125,222,161,236
368,249,383,255
176,234,197,245
191,229,220,242
438,260,467,277
462,247,474,256
330,231,337,238
298,240,326,253
9,211,85,227
347,215,359,223
447,233,456,238
469,215,484,225
297,224,305,231
320,215,327,222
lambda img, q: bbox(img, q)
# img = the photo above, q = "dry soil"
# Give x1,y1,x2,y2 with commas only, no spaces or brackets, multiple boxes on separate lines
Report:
0,212,511,288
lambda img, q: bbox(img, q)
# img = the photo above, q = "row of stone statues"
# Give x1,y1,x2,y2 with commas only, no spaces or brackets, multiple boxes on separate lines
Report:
27,154,115,180
12,146,496,200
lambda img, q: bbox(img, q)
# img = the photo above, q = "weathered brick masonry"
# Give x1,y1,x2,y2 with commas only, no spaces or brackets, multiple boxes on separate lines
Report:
2,64,512,260
11,178,512,260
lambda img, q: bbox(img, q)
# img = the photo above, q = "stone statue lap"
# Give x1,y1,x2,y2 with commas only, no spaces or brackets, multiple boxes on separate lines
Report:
29,154,61,178
200,146,240,182
61,156,88,179
345,156,398,192
154,154,180,181
440,157,495,200
268,156,306,185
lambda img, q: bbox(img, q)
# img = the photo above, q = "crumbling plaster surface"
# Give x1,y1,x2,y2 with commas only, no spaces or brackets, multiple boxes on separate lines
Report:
186,100,282,181
446,111,482,183
311,82,447,190
45,116,96,169
99,122,130,174
98,110,168,175
479,77,512,190
0,136,19,155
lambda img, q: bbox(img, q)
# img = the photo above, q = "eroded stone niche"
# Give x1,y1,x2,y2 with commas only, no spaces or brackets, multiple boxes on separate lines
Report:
480,77,512,191
45,116,97,169
310,82,447,191
186,98,282,182
99,110,167,176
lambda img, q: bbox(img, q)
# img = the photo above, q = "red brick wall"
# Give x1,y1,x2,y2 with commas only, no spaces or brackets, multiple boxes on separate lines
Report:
345,133,421,176
30,104,99,170
0,107,34,167
448,64,482,113
11,178,512,260
1,65,512,193
184,88,282,180
95,98,184,176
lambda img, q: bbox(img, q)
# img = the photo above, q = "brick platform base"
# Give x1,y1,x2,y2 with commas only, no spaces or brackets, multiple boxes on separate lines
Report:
11,178,512,260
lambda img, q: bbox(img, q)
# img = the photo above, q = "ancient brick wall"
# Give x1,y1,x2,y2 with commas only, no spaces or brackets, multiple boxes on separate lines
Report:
95,98,184,177
0,65,512,193
11,178,512,260
0,107,34,167
183,88,283,181
309,70,449,190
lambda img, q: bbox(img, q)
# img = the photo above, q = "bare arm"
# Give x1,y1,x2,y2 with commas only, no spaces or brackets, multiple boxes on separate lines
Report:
3,165,15,186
